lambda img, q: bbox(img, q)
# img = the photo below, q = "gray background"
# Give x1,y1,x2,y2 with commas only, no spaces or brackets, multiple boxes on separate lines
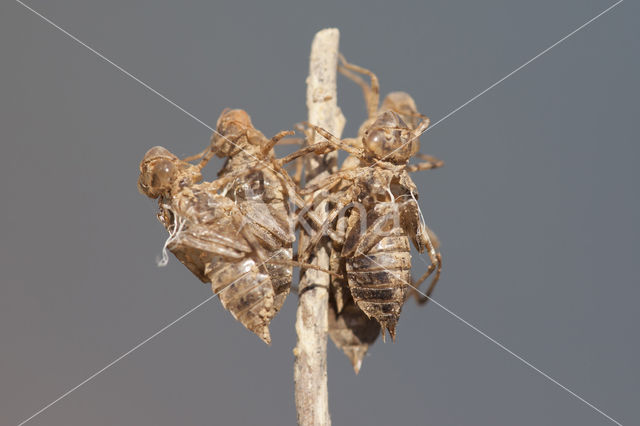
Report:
1,0,638,425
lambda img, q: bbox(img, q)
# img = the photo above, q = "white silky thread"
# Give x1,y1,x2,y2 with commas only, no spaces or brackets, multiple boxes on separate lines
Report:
156,207,186,267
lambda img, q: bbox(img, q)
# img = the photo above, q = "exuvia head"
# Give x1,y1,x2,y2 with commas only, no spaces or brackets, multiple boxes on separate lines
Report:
381,91,422,129
210,108,265,158
137,146,201,199
362,110,429,164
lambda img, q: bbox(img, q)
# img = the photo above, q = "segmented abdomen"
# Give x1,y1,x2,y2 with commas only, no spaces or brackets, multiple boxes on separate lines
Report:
207,258,275,344
328,292,380,374
226,169,294,315
346,231,410,340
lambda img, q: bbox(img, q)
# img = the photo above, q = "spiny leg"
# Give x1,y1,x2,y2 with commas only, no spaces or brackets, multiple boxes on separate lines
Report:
278,121,336,165
269,156,312,210
300,167,363,197
409,252,442,305
182,146,210,163
338,53,380,119
410,116,431,142
275,137,305,146
304,123,364,158
406,154,444,173
297,199,347,264
277,142,306,186
260,130,295,157
283,157,304,186
276,140,335,168
277,123,363,184
415,153,442,163
196,134,225,170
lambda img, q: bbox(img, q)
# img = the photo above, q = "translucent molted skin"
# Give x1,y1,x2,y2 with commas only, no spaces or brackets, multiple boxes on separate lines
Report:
305,56,443,358
211,109,296,315
138,110,333,343
301,162,440,341
210,109,264,158
362,110,417,164
341,200,410,340
138,146,179,198
328,286,380,374
299,107,442,342
169,186,278,344
137,146,202,199
380,91,422,129
137,144,279,343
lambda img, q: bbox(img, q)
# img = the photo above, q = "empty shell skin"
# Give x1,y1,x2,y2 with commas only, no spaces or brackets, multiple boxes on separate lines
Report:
328,288,380,374
206,258,275,344
299,108,442,341
224,167,293,313
162,185,249,281
380,91,422,130
138,146,280,343
212,109,295,315
342,200,412,340
300,55,444,340
354,92,421,144
166,184,278,343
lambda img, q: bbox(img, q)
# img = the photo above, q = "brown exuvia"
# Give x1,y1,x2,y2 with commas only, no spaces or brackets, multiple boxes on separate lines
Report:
138,145,282,343
137,119,335,343
299,56,443,342
136,53,443,367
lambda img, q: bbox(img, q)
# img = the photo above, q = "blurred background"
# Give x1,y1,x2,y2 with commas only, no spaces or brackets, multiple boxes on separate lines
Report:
1,0,638,424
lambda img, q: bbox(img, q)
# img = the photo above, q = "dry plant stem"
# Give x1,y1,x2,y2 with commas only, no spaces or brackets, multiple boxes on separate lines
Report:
294,28,345,426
